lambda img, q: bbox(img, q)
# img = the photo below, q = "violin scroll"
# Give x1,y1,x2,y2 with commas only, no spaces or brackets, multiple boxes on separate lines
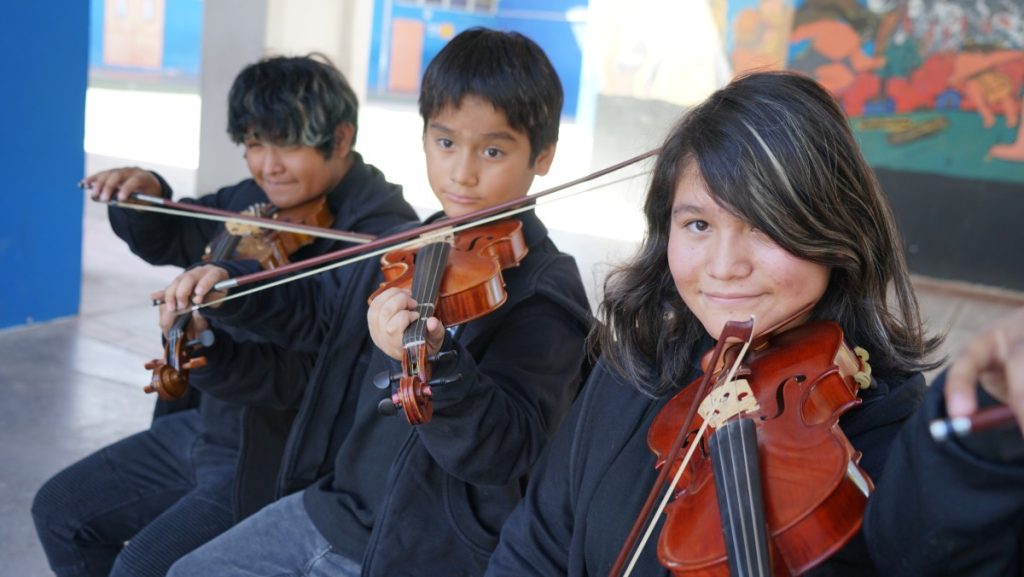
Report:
374,350,460,423
143,321,215,401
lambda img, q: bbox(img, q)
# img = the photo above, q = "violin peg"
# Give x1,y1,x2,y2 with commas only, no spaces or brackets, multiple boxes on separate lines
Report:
186,330,215,349
183,357,208,370
427,373,461,388
372,370,398,390
377,397,400,417
429,350,458,365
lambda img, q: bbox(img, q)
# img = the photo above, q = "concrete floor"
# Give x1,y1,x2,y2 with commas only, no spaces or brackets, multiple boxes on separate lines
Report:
3,136,1023,577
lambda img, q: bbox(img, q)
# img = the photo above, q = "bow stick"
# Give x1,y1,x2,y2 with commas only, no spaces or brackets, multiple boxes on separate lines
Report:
169,148,660,311
99,192,375,244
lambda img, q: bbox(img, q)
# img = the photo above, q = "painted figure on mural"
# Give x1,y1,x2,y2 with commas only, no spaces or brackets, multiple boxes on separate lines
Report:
730,0,795,73
788,0,889,110
779,0,1024,171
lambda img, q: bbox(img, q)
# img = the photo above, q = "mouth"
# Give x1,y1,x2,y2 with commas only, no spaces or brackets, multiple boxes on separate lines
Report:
443,192,478,205
702,292,762,304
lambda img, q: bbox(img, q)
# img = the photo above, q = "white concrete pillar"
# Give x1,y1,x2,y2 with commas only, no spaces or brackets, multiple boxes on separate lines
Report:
263,0,374,104
195,0,268,195
195,0,375,194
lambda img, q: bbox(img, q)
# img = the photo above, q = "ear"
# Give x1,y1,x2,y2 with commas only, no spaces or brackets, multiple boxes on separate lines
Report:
532,143,556,176
333,122,356,159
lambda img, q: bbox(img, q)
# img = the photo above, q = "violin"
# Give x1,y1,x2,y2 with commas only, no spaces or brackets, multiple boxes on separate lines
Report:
613,317,873,576
142,196,335,400
370,218,528,425
203,196,334,270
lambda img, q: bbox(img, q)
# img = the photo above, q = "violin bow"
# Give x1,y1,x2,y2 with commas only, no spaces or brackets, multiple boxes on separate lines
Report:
930,405,1018,441
104,193,376,244
173,148,660,312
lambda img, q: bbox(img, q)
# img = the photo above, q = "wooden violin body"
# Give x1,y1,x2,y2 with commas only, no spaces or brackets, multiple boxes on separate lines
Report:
648,321,871,576
371,219,528,326
370,219,528,424
205,196,333,270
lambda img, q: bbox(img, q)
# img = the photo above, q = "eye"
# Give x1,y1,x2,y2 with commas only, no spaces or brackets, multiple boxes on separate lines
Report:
686,219,710,232
436,138,454,149
483,147,504,159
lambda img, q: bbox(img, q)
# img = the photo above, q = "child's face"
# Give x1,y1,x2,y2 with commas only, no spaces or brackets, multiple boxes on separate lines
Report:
243,124,352,210
667,167,829,340
423,95,554,219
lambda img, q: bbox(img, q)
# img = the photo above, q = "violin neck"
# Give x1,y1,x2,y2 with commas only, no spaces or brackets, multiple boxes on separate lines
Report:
403,241,451,350
208,231,242,261
169,310,192,335
710,418,773,577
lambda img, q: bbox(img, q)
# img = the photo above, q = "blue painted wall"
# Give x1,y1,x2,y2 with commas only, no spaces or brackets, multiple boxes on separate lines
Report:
0,2,89,329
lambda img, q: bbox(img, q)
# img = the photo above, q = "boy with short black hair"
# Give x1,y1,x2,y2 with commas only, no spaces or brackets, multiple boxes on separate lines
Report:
32,54,415,577
164,27,591,577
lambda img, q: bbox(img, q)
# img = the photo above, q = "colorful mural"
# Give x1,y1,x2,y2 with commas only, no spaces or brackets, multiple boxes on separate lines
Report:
727,0,1024,185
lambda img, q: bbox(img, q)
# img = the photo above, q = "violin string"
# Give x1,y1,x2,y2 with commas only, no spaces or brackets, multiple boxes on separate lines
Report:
623,325,754,577
723,330,766,577
410,241,449,355
740,390,767,577
174,169,652,315
107,199,375,244
725,414,744,575
726,362,761,576
167,328,181,372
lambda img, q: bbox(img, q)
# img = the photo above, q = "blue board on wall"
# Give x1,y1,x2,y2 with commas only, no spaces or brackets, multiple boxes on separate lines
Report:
88,0,204,88
0,1,89,329
367,0,587,118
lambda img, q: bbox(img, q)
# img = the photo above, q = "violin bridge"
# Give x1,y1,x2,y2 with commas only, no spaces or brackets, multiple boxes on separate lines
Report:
698,379,760,428
412,226,456,248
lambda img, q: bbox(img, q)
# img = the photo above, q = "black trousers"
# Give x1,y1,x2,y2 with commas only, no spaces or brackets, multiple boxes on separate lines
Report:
31,409,237,577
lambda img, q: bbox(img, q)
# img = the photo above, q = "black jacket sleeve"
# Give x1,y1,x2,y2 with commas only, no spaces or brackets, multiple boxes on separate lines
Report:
202,257,363,354
485,364,591,576
416,294,588,486
864,372,1024,577
188,326,316,409
107,173,257,266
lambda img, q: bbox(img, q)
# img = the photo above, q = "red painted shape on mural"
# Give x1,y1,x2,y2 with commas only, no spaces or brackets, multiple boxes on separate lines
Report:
886,53,955,114
840,72,882,117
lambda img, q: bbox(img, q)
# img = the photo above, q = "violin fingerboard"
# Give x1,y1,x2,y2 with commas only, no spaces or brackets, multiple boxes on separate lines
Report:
404,242,451,347
709,419,773,577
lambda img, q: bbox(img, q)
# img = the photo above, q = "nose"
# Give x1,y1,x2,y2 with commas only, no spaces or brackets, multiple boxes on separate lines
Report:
705,233,752,280
450,150,478,187
262,145,284,175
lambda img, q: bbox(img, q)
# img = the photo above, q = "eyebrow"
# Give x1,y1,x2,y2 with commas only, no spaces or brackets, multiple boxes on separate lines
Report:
671,203,704,218
427,122,518,142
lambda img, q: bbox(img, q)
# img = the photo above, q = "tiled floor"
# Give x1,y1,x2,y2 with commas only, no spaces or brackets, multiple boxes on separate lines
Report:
3,153,1022,577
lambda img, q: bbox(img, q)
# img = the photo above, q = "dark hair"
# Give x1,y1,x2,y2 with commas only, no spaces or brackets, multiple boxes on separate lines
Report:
598,71,942,396
418,27,563,164
228,54,358,158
